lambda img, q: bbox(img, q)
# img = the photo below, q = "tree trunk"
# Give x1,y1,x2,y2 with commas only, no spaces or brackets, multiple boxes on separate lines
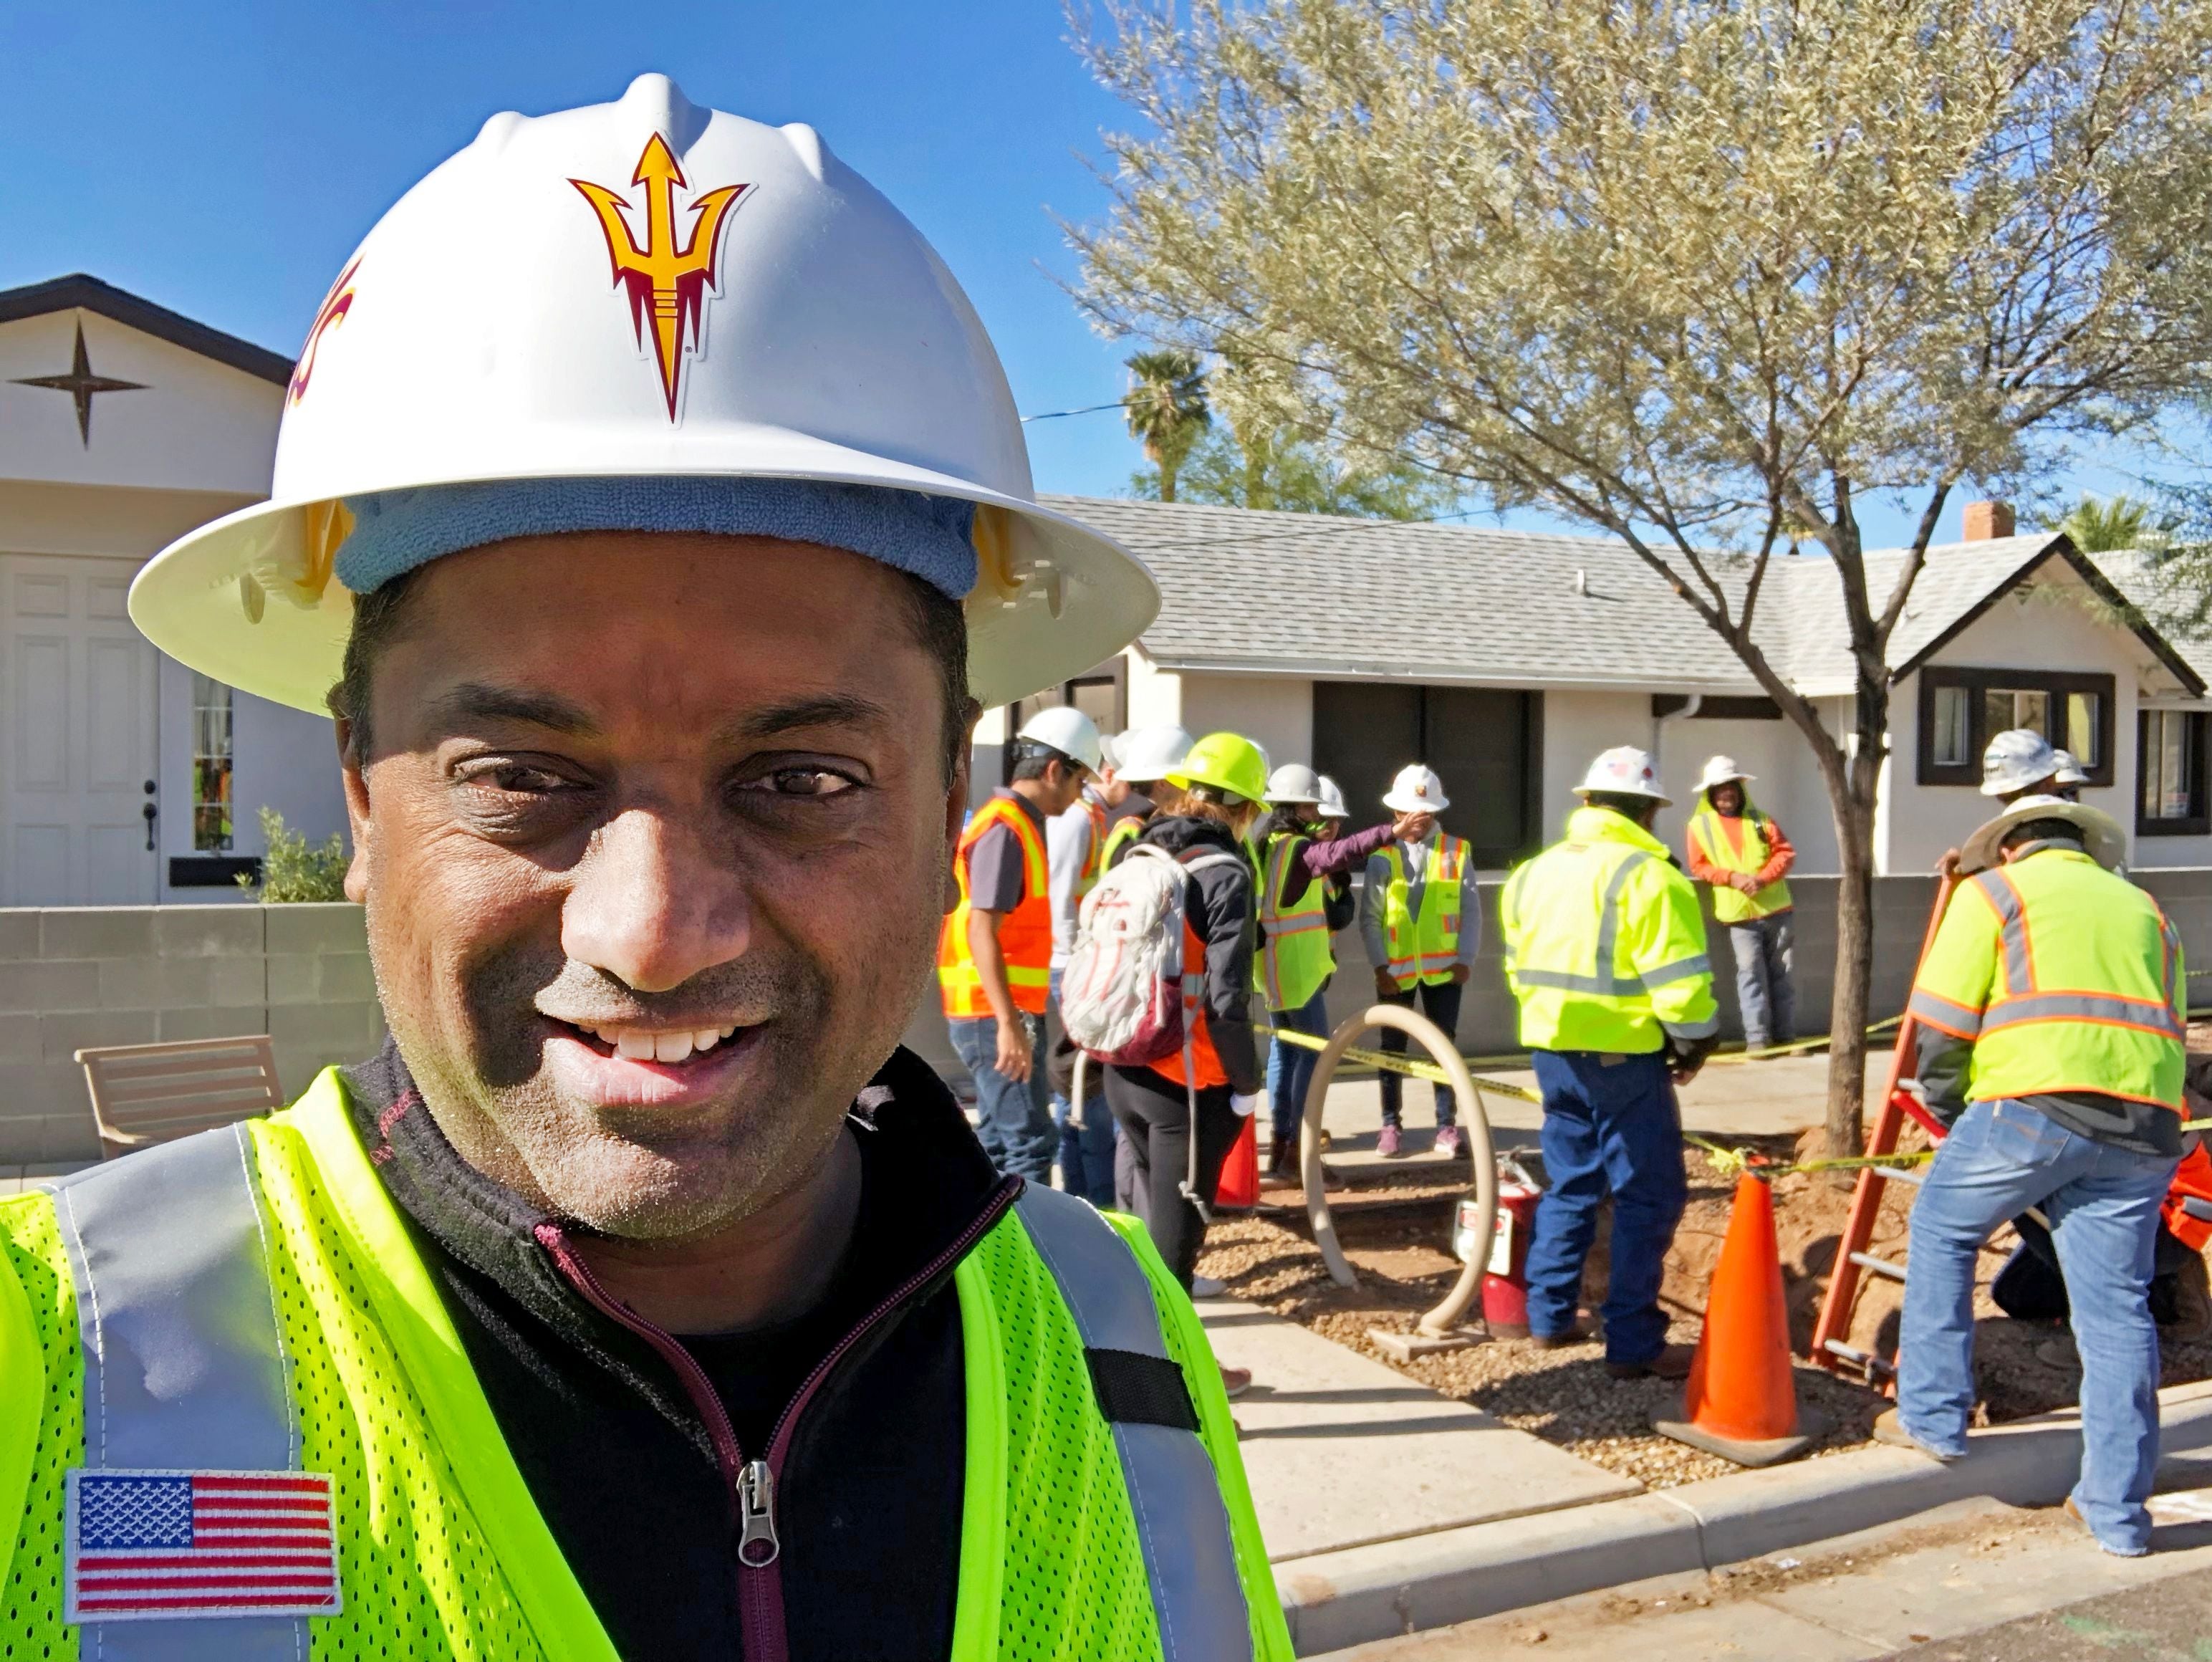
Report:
1826,799,1877,1158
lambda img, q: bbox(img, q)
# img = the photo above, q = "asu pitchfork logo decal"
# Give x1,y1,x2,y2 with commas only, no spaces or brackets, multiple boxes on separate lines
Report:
572,133,753,418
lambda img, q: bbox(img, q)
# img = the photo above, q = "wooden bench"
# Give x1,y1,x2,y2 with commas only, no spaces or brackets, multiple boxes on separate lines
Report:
73,1035,286,1160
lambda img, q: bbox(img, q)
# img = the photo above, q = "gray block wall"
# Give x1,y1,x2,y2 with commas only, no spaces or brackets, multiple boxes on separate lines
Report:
0,903,385,1165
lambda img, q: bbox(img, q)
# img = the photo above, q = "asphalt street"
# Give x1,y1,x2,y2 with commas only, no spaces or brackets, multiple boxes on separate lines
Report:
1888,1572,2212,1660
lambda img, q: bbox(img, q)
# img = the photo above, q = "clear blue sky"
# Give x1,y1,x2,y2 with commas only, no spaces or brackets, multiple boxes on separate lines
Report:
0,0,2162,544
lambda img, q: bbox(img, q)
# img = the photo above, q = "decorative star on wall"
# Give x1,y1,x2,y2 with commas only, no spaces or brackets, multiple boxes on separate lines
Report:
11,320,145,447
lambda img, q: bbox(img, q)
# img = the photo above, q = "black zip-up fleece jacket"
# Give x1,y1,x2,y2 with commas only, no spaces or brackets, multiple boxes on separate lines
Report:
343,1037,1012,1661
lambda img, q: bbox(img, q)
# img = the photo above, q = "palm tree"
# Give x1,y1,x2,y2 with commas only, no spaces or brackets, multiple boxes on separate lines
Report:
2058,493,2158,553
1124,350,1210,502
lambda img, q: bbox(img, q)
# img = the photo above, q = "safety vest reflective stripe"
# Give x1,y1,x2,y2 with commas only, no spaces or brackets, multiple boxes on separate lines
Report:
1907,986,1985,1037
1971,872,2034,995
1015,1187,1254,1661
939,798,1054,1016
1506,850,1711,994
1078,797,1110,895
1978,991,2186,1040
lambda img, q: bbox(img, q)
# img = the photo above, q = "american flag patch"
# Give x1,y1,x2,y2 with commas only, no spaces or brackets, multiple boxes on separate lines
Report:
65,1469,342,1622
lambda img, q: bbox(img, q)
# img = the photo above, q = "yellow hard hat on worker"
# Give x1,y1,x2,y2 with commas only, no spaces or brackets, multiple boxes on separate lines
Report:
1168,731,1269,804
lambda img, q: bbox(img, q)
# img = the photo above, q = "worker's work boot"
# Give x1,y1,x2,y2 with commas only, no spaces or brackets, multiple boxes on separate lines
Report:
1605,1342,1696,1381
1266,1139,1296,1181
1528,1311,1599,1349
1433,1125,1464,1159
1871,1408,1963,1464
1376,1124,1403,1158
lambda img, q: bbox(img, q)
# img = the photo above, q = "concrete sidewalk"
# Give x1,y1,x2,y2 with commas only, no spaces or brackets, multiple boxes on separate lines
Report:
1200,1300,1639,1560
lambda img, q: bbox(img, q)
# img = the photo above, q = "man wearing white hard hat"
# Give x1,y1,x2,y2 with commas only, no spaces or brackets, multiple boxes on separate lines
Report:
1499,748,1718,1379
1880,794,2182,1557
1361,764,1479,1157
2050,747,2092,802
0,78,1287,1659
1982,727,2064,802
947,703,1099,1188
1257,764,1433,1176
1683,756,1799,1055
1097,723,1195,869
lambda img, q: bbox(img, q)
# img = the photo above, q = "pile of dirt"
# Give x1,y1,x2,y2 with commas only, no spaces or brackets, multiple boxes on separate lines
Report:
1200,1123,2212,1487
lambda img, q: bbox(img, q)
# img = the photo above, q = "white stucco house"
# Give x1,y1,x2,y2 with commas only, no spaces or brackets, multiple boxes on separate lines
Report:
7,275,2211,908
0,275,344,906
976,497,2212,878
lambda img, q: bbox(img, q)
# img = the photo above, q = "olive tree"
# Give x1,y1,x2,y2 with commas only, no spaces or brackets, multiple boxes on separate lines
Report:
1071,0,2212,1153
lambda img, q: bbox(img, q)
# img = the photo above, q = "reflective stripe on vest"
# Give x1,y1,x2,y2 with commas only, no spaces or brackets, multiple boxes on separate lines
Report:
940,797,1054,1017
1507,848,1711,996
1257,833,1332,1014
1966,870,2186,1042
45,1124,318,1658
1014,1186,1254,1662
1079,797,1110,896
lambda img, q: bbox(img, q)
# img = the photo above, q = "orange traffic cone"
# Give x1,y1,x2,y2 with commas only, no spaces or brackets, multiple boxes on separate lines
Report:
1654,1173,1829,1466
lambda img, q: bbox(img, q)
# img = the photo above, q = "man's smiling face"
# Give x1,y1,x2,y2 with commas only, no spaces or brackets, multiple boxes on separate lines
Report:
340,532,970,1239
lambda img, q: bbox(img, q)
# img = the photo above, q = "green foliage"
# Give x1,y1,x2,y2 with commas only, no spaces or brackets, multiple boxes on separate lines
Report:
238,807,350,903
2056,493,2163,554
1133,423,1452,519
1123,348,1212,501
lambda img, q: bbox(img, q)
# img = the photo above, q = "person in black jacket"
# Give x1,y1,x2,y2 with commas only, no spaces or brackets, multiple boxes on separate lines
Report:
1100,749,1266,1325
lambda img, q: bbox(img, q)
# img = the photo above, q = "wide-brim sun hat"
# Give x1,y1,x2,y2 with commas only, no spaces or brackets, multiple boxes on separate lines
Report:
1957,795,2127,875
128,75,1158,714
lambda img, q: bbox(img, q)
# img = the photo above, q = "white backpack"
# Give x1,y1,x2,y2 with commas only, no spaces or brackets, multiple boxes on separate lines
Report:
1061,844,1247,1067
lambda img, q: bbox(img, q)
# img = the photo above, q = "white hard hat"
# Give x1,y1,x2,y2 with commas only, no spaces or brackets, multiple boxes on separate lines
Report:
1980,729,2059,797
125,75,1158,714
1314,774,1350,820
1382,764,1450,813
1265,763,1325,806
1015,706,1103,774
1112,724,1195,785
2049,747,2091,787
1696,755,1753,793
1958,794,2127,874
1097,732,1126,774
1574,746,1670,805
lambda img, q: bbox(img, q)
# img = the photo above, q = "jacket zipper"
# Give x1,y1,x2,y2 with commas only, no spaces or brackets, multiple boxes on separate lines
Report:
535,1171,1022,1662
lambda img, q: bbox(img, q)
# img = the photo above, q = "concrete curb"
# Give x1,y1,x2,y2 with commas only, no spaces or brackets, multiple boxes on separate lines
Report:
1274,1379,2212,1656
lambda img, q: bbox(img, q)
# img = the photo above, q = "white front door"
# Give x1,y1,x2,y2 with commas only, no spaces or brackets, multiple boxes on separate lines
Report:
1,554,159,904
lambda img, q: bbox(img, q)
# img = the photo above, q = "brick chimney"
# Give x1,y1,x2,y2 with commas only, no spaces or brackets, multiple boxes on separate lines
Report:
1961,499,2016,542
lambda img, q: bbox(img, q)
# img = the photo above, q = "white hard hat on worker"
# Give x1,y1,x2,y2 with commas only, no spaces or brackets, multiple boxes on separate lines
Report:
126,74,1157,712
1113,724,1195,785
1382,764,1449,813
1575,746,1670,804
1014,706,1103,774
1980,729,2060,797
1264,763,1325,807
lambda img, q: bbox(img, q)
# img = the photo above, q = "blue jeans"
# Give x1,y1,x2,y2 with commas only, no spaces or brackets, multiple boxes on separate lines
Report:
948,1012,1057,1184
1726,912,1795,1050
1523,1050,1688,1365
1049,969,1117,1207
1898,1097,2178,1554
1266,987,1331,1151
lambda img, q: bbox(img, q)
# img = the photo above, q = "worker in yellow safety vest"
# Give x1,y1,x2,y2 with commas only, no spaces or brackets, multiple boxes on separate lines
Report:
1880,796,2182,1559
1360,764,1478,1158
1499,746,1718,1380
1683,755,1798,1055
1257,764,1430,1177
0,80,1289,1662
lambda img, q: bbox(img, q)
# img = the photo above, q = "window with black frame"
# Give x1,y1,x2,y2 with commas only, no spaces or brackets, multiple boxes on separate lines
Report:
1311,681,1543,868
1915,666,2115,788
2139,708,2209,835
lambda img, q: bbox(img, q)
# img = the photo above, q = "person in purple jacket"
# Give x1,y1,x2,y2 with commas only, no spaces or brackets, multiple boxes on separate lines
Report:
1256,764,1433,1178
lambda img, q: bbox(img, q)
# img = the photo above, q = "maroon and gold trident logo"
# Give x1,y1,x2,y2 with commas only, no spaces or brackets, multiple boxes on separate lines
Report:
572,134,752,419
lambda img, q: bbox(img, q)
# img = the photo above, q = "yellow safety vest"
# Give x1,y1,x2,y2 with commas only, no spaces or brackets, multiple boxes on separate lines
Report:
1685,799,1793,925
1100,814,1145,873
0,1073,1292,1661
1377,835,1471,988
1909,846,2185,1110
1499,807,1718,1054
1259,832,1335,1013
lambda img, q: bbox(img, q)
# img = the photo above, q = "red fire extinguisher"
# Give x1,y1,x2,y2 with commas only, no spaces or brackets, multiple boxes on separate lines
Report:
1456,1155,1542,1337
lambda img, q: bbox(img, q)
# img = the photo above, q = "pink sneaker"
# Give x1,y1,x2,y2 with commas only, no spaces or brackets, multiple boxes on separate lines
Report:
1433,1125,1463,1158
1377,1124,1403,1157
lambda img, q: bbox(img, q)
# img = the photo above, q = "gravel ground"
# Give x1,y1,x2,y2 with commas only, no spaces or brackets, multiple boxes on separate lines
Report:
1198,1143,2212,1489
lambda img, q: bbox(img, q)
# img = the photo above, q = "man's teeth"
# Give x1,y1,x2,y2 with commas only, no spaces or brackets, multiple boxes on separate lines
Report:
583,1025,740,1062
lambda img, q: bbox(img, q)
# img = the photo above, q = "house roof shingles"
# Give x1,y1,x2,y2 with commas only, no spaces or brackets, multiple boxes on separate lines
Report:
1048,495,2205,699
